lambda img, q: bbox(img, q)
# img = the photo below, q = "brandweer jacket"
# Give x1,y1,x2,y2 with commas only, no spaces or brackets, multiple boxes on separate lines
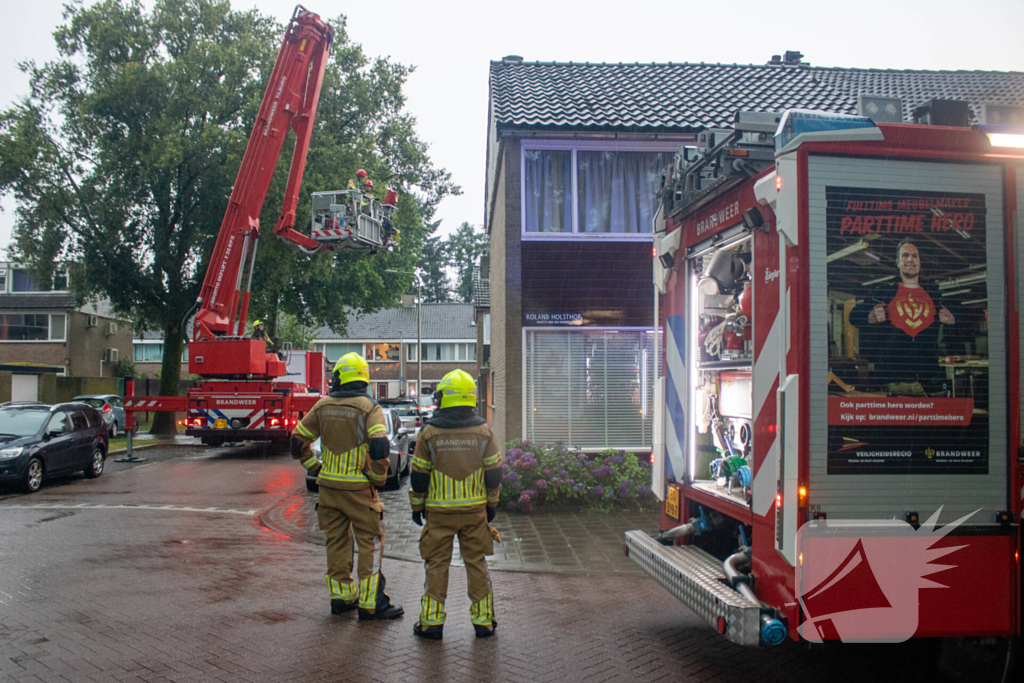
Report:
292,391,389,491
410,407,503,514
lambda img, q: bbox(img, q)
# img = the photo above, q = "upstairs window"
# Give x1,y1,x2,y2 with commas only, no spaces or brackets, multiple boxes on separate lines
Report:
12,269,35,292
522,142,675,238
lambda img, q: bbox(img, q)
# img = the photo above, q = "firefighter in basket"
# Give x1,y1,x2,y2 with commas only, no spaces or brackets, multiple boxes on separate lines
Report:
291,352,404,621
347,168,368,190
410,369,503,640
251,319,285,360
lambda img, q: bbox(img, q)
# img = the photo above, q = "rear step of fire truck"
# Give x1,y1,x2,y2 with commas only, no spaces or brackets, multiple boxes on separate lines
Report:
624,531,781,647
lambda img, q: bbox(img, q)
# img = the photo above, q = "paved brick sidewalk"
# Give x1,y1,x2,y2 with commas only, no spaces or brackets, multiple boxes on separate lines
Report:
259,483,658,574
0,446,942,682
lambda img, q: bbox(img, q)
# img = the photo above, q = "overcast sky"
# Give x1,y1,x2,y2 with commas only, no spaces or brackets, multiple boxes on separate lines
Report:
2,0,1023,256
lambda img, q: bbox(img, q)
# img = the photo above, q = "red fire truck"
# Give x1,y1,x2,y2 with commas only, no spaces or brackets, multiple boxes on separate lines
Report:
123,6,397,449
626,107,1023,667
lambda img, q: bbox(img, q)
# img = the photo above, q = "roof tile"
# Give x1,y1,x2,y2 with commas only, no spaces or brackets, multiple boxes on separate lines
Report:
490,61,1024,130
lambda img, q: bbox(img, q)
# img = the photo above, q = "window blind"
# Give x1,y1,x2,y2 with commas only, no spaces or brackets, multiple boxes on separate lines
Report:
525,329,654,449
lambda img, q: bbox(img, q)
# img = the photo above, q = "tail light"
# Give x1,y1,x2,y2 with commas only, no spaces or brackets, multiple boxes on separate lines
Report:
102,402,112,414
415,418,421,427
271,418,280,426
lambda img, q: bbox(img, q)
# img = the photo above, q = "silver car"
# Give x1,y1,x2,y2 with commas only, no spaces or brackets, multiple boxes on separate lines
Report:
304,407,411,492
72,394,138,438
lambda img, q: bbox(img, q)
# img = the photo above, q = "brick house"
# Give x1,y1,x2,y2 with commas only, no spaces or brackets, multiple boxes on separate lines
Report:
310,299,478,401
0,262,132,394
485,54,1024,451
133,330,190,380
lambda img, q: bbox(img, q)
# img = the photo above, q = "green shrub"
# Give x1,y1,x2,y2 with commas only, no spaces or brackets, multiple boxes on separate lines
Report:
499,440,658,513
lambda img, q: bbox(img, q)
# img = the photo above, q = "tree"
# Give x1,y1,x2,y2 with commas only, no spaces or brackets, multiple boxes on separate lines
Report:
445,222,488,303
0,0,456,433
417,231,451,303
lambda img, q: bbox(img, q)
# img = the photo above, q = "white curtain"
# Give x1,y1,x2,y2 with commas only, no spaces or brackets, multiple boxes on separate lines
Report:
577,151,668,233
524,150,572,232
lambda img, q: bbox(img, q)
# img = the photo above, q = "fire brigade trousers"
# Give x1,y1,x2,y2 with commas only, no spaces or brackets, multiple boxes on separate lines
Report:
418,508,495,627
317,486,390,612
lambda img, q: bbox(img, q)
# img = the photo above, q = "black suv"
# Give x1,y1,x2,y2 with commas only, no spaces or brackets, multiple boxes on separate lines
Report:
0,402,110,493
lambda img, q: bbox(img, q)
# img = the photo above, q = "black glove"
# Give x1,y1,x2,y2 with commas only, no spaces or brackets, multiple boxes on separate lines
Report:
487,506,495,523
412,510,424,526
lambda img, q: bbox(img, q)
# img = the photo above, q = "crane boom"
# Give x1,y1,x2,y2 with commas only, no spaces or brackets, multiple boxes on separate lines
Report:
193,5,334,344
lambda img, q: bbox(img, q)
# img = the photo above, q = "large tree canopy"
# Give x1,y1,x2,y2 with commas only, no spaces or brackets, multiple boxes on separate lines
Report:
0,0,457,431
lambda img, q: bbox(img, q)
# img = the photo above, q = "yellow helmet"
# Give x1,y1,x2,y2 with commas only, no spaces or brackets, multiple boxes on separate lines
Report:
253,319,264,328
332,352,369,385
437,369,477,409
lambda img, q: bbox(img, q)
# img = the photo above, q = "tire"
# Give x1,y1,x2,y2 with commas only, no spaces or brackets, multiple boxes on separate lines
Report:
84,447,105,479
400,457,410,477
110,422,119,439
22,457,43,493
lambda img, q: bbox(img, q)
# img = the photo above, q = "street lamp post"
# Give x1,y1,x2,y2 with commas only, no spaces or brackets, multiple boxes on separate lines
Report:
387,269,423,400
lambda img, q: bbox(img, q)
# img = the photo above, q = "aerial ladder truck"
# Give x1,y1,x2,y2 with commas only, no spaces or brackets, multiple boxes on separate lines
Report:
123,6,398,450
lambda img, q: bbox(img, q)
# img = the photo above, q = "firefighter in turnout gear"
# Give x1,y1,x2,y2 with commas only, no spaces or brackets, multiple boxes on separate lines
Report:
291,352,404,621
410,369,502,640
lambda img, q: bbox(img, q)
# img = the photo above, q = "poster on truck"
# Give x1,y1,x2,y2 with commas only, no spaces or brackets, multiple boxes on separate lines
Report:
824,187,989,474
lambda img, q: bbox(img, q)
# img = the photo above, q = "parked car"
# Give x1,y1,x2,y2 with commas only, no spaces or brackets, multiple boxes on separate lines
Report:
380,397,427,451
0,402,110,493
304,407,411,493
72,394,136,438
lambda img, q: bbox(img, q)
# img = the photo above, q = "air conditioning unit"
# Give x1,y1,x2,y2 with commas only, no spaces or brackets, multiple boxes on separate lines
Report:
103,348,119,363
103,322,118,336
86,315,98,328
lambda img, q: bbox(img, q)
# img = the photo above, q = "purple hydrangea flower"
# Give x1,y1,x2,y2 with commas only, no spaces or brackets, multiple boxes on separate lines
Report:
592,486,604,496
577,453,588,460
536,479,548,489
507,501,517,510
520,501,533,514
594,466,611,478
612,455,623,465
543,469,551,476
619,482,629,492
638,485,651,495
506,471,518,483
619,489,630,498
509,448,522,459
618,450,626,456
604,457,613,466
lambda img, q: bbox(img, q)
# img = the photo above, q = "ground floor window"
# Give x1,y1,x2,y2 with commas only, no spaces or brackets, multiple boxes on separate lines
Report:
525,328,655,449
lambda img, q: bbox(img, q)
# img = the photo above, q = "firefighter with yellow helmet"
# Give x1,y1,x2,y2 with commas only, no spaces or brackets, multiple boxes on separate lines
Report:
410,369,503,640
291,352,404,621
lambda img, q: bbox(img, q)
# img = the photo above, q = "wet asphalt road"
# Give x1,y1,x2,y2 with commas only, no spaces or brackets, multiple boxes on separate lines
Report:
0,442,981,682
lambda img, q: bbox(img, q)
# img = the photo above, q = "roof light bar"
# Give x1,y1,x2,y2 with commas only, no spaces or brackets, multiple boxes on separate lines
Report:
775,109,880,155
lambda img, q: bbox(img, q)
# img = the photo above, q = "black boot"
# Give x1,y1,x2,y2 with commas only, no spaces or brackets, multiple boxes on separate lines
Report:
358,604,405,621
358,573,404,621
413,622,444,640
474,619,498,638
331,599,357,615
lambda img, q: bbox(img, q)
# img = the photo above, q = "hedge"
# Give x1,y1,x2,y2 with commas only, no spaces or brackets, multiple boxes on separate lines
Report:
499,440,659,513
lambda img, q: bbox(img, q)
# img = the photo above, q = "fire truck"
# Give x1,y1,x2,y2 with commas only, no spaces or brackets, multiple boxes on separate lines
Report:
123,6,398,449
626,106,1024,667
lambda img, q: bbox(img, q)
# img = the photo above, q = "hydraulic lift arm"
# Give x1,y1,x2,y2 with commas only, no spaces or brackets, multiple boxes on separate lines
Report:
192,6,334,343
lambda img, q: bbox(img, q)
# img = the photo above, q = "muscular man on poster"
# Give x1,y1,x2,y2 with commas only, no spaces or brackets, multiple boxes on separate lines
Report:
850,238,957,397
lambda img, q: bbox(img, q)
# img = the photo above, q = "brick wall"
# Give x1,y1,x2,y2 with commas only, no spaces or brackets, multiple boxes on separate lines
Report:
0,342,65,367
66,312,132,378
491,137,523,449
